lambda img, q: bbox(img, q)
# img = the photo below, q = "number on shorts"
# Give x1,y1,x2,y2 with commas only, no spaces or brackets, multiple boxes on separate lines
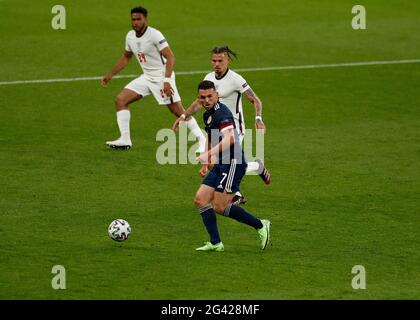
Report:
220,173,228,185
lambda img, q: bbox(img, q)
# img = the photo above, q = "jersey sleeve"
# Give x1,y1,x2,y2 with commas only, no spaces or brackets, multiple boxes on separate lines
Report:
235,73,250,94
216,112,235,133
203,73,212,81
153,29,169,51
125,33,132,52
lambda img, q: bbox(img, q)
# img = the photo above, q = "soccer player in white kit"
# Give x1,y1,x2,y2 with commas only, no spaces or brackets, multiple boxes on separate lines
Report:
101,6,206,152
173,46,271,191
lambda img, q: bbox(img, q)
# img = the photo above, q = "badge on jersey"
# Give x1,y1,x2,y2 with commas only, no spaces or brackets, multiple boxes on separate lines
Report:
207,116,212,125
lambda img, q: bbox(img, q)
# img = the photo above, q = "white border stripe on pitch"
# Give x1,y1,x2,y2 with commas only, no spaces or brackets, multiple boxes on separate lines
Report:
1,59,419,86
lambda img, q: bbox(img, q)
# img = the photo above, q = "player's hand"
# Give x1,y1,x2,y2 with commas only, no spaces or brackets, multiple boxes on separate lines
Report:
101,74,112,87
172,116,185,132
163,82,174,97
255,119,266,133
199,164,209,177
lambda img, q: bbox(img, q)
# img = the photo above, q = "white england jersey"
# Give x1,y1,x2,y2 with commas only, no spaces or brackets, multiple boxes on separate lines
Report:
204,69,250,135
125,26,173,81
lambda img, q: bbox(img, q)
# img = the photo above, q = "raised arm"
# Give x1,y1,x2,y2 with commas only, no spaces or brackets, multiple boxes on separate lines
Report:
184,99,203,118
101,51,133,86
171,98,202,131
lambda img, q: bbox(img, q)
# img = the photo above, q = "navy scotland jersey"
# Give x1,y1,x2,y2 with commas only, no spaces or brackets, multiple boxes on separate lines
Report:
202,102,247,193
202,102,246,165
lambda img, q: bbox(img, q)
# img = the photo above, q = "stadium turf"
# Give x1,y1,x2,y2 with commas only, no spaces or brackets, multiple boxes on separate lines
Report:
0,0,419,299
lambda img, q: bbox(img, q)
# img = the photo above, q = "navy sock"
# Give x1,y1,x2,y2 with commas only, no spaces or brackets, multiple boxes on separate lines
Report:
199,205,221,245
224,204,263,230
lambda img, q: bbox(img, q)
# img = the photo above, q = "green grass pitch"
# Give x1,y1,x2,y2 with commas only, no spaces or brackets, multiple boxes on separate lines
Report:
1,0,419,299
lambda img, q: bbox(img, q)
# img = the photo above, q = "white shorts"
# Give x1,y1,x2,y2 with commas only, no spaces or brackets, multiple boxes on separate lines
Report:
124,75,181,105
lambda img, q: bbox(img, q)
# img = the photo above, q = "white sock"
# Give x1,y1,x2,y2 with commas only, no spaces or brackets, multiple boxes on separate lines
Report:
185,117,206,152
246,161,260,173
117,110,131,141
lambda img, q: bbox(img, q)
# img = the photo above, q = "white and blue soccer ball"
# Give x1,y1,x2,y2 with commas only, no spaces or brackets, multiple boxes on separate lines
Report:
108,219,131,242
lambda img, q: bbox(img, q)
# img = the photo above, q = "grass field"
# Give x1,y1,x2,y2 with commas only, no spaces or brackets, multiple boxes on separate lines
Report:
1,0,420,299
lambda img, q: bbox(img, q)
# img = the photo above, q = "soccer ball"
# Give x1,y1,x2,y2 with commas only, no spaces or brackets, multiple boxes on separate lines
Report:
108,219,131,242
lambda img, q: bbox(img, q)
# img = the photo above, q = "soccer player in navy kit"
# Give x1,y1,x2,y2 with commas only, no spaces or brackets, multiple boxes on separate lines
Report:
173,46,271,206
194,80,271,252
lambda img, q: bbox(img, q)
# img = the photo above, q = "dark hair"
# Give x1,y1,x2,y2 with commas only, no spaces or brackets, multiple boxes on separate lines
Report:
198,80,216,91
131,6,148,17
211,46,237,60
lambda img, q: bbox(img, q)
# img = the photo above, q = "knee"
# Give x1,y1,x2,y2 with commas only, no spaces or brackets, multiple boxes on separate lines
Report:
194,194,207,208
114,95,127,110
213,202,226,215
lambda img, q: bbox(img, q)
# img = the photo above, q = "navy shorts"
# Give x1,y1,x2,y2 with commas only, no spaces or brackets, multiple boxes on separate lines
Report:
202,159,247,193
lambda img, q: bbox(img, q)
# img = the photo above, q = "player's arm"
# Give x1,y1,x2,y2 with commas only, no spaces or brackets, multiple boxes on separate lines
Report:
184,98,202,118
213,127,234,153
101,51,133,86
197,127,235,165
243,88,266,133
161,47,176,97
172,98,202,131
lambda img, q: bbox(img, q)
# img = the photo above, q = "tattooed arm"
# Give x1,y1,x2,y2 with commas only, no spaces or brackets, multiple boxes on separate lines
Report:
242,88,266,133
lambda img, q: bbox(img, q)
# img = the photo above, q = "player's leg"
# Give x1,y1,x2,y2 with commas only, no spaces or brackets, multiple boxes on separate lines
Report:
106,76,150,149
106,88,141,149
255,159,272,184
246,157,272,185
213,161,271,250
163,78,206,152
231,118,248,204
194,184,224,251
212,191,235,214
167,101,207,153
238,118,272,184
147,77,207,153
214,193,263,234
238,119,259,173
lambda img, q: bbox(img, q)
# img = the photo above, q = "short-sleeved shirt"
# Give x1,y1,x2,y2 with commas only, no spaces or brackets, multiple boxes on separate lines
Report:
125,26,173,81
204,69,250,122
203,102,246,165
